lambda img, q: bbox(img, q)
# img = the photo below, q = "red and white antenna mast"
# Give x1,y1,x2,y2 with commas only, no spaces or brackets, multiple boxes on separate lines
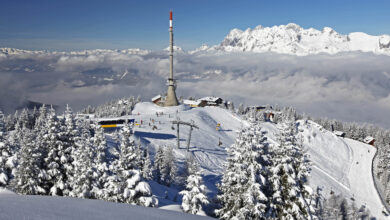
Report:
169,11,173,30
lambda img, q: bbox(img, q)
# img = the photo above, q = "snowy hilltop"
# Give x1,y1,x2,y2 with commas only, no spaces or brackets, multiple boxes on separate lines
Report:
197,23,390,56
2,100,390,219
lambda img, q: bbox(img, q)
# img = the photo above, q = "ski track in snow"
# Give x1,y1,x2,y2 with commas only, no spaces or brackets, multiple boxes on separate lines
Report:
339,137,353,189
311,165,350,191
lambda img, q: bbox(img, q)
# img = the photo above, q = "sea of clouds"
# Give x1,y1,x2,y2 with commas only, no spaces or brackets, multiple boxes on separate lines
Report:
0,49,390,128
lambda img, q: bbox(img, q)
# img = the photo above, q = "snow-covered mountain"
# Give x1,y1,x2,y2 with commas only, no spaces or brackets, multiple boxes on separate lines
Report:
0,47,150,56
3,22,390,57
208,23,390,56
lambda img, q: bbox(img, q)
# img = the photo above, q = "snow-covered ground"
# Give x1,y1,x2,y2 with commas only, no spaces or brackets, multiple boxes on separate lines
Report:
2,102,386,219
130,102,244,176
259,120,386,218
297,120,385,218
0,188,212,220
128,103,387,218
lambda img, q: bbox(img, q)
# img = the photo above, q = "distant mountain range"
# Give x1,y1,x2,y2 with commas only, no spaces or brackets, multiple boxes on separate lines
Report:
194,23,390,56
1,24,390,56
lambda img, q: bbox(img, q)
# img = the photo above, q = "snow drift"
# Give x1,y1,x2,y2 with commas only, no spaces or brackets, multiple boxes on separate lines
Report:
0,190,212,220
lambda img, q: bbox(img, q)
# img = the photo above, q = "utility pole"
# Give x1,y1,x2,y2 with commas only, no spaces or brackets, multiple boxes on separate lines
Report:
186,120,198,151
172,118,199,151
175,116,180,149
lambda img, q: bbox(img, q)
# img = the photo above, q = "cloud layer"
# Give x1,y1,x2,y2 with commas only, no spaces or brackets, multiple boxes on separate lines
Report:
1,49,390,128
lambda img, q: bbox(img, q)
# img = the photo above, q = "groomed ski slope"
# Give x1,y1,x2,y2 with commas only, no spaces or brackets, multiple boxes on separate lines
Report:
300,121,385,218
131,102,245,177
261,120,386,219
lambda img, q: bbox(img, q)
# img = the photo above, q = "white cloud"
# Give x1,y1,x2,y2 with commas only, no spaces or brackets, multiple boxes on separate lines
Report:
1,49,390,128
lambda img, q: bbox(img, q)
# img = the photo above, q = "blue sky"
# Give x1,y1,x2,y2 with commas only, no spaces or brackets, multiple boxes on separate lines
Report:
1,0,389,51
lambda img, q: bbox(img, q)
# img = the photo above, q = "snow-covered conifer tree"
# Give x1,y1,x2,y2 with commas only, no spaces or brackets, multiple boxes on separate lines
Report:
35,105,47,129
158,146,177,186
69,118,95,198
180,154,197,186
216,124,270,219
237,103,245,115
180,161,209,215
60,104,77,196
105,123,157,207
11,129,47,195
0,140,13,186
268,120,316,219
153,146,165,183
91,126,110,199
42,110,71,196
0,114,7,183
17,109,30,129
4,113,16,131
141,150,153,180
0,110,5,134
118,123,156,206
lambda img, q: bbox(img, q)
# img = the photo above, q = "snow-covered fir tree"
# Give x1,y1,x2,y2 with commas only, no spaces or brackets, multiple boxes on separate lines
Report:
0,111,10,186
141,150,153,180
91,126,110,199
268,120,316,219
179,154,197,187
237,103,246,115
0,139,14,187
69,118,95,198
106,123,157,207
179,159,209,215
0,110,5,134
35,104,47,129
11,128,47,195
216,124,270,219
153,146,164,183
17,109,30,129
153,145,177,186
60,104,78,196
42,110,71,196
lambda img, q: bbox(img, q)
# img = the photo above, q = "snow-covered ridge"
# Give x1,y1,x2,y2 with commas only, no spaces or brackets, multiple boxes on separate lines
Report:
0,48,150,56
209,23,390,56
2,24,390,57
